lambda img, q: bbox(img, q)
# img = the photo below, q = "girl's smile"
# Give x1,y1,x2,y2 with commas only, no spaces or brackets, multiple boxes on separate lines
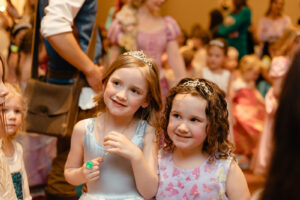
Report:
167,93,208,152
104,67,149,118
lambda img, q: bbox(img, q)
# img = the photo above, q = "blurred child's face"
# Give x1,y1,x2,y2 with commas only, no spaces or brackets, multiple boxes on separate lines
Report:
207,46,226,70
225,54,238,71
103,67,149,118
4,95,23,136
192,38,203,50
243,68,260,82
167,94,208,152
145,0,165,12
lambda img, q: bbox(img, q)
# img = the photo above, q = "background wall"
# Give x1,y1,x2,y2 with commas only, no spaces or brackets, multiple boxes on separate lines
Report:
99,0,300,34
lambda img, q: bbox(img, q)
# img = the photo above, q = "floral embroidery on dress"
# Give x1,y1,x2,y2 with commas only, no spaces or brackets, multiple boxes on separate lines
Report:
166,182,179,196
172,167,180,176
190,184,200,198
157,151,232,200
203,184,213,193
192,168,200,179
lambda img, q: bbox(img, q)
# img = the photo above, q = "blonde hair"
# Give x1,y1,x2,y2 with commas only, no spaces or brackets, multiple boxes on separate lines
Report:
273,26,299,57
239,54,262,73
94,54,163,133
4,83,27,140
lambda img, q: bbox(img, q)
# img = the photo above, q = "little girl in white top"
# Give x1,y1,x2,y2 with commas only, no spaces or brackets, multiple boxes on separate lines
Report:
198,38,231,95
1,83,31,200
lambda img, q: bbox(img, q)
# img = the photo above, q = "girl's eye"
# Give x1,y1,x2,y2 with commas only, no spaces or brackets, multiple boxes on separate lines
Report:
191,118,200,122
172,113,180,119
113,81,120,86
131,88,139,94
14,109,21,114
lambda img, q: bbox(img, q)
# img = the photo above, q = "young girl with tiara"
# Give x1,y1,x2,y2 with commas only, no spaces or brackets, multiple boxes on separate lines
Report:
1,83,31,200
198,38,231,96
0,55,17,200
64,51,163,200
157,78,250,200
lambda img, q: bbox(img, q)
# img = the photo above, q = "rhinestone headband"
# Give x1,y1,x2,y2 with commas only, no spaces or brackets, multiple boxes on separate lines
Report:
182,80,212,96
209,39,224,48
123,50,152,67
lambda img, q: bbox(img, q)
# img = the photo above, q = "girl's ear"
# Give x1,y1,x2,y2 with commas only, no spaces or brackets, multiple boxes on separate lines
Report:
141,96,150,108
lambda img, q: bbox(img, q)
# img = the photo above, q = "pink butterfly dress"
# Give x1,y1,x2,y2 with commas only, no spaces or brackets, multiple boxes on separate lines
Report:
156,150,232,200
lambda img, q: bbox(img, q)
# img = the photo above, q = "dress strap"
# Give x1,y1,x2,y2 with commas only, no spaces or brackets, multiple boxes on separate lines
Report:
135,120,148,138
84,118,96,136
131,120,148,149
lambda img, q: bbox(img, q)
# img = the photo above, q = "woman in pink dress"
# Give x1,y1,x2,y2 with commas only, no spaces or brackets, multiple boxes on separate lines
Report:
257,0,291,47
108,0,186,98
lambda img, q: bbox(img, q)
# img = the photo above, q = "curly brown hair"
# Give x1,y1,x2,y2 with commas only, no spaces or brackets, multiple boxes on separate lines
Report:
161,78,234,161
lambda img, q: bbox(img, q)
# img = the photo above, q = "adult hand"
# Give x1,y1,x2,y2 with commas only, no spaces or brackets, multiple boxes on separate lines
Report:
103,131,143,161
224,16,235,26
81,157,103,183
85,65,104,94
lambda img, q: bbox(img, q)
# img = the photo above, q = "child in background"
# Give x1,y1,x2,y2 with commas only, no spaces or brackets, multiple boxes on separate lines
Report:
181,47,196,78
251,56,289,175
0,55,17,200
189,24,210,72
64,51,163,200
198,38,231,95
252,28,300,175
157,78,250,200
225,46,239,72
1,83,31,200
230,55,265,169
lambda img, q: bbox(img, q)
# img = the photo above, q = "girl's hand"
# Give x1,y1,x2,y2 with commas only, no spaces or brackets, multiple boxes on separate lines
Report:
103,131,143,161
81,157,102,183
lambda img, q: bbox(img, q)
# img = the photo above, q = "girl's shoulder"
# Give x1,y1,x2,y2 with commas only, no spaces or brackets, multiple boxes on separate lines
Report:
73,118,97,138
162,16,181,41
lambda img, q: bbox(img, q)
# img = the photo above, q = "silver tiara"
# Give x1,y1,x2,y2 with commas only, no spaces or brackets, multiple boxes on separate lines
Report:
209,40,224,48
123,50,152,67
182,80,212,96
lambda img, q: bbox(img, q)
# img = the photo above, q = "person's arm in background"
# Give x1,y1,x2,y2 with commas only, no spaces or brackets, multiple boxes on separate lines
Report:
41,0,103,93
108,44,121,66
218,7,251,37
166,40,186,83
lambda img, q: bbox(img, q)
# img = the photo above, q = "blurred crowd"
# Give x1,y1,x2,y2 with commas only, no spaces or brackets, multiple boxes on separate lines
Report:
0,0,300,199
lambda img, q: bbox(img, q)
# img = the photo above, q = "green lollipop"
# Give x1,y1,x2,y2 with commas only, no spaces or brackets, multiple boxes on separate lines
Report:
86,161,93,169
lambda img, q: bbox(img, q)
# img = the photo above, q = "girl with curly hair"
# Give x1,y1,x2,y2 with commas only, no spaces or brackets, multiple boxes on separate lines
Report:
156,78,250,200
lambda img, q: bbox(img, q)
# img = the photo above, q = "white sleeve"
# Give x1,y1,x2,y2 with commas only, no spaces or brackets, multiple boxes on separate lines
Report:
41,0,85,37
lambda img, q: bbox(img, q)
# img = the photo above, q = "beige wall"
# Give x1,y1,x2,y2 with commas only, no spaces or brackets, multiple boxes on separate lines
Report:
99,0,300,33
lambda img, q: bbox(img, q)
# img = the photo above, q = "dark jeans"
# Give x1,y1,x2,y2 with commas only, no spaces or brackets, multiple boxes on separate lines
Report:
44,137,77,200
